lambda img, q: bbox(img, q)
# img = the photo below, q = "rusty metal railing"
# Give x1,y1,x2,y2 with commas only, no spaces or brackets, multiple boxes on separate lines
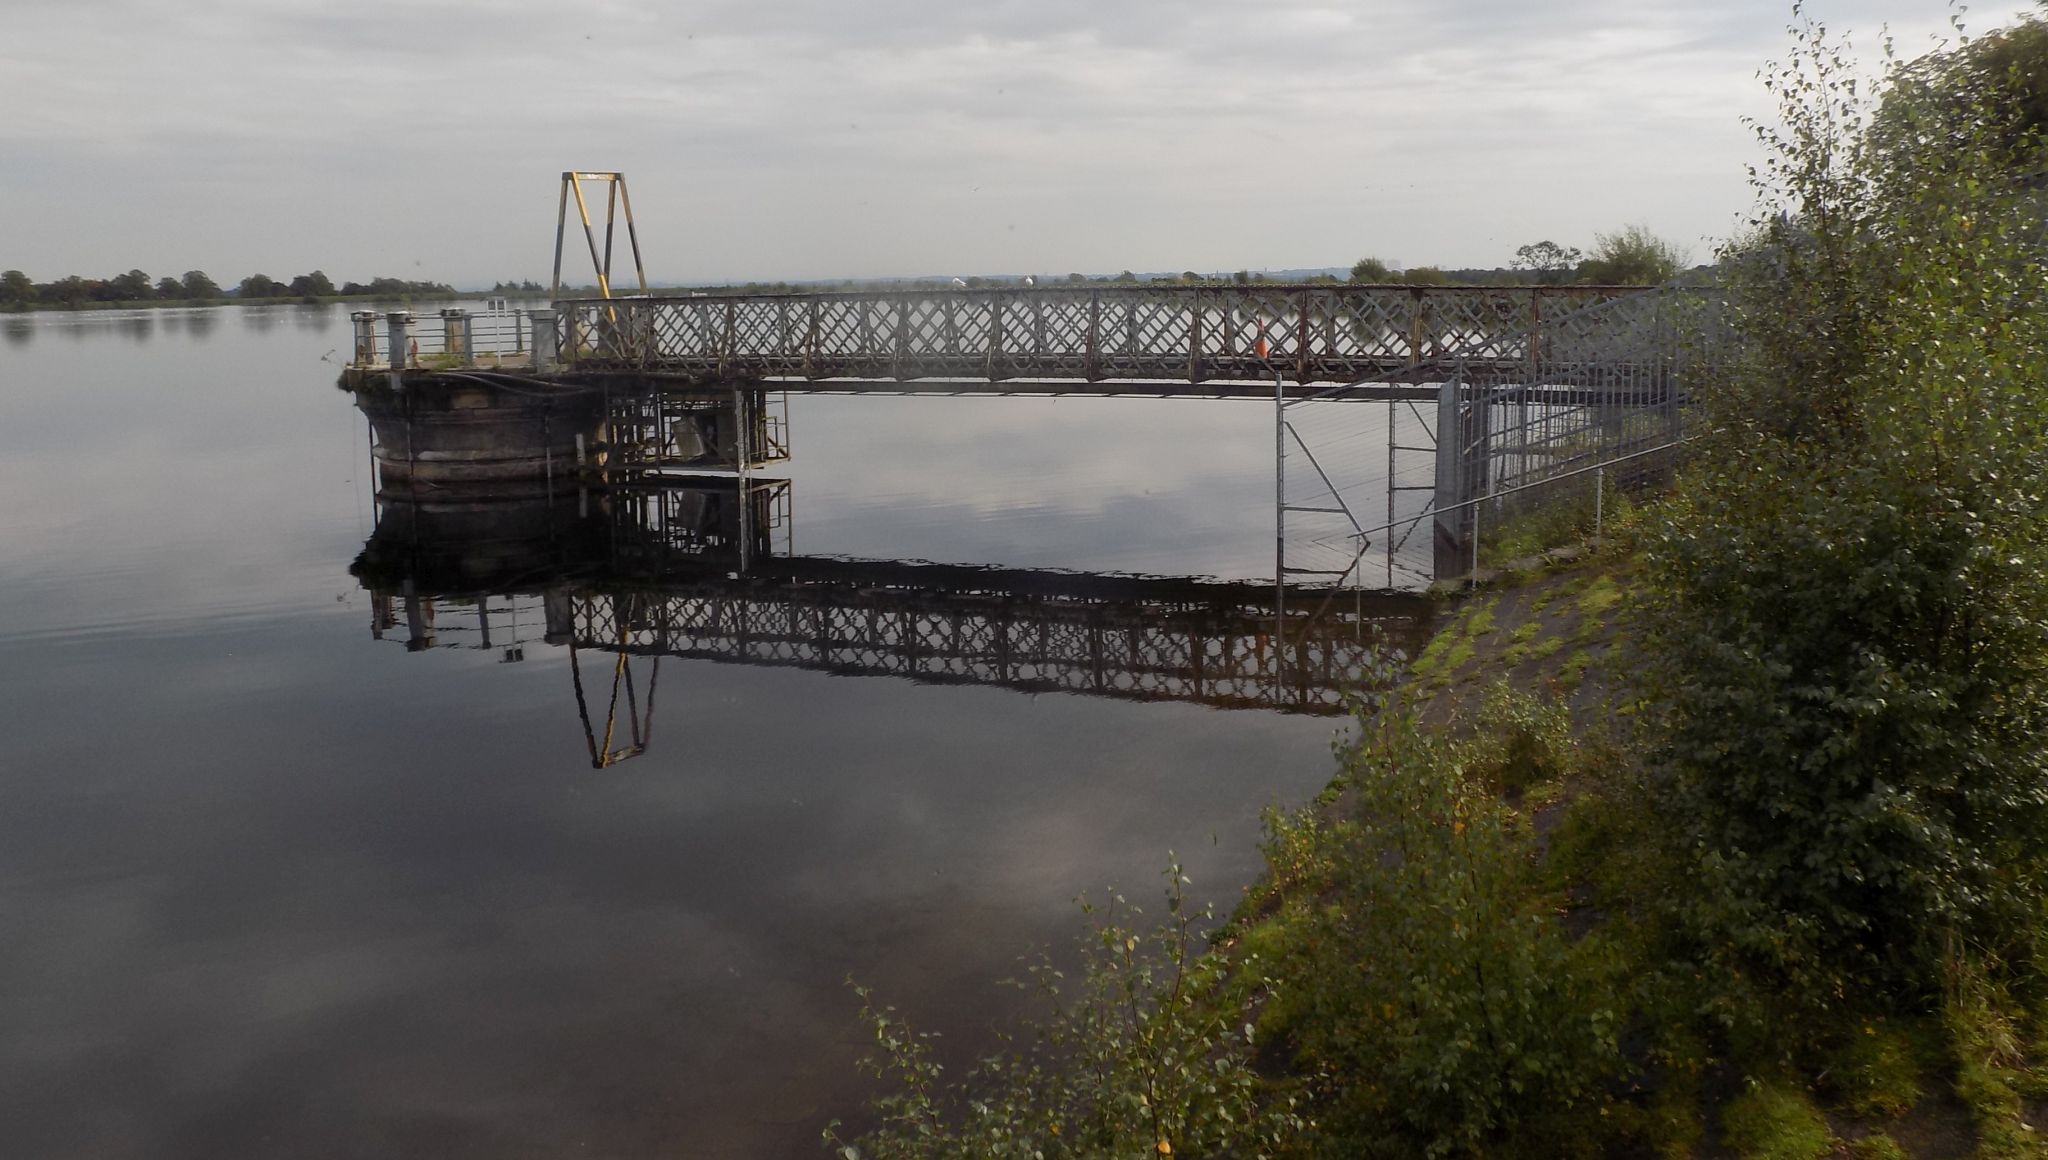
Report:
549,284,1653,386
347,306,540,370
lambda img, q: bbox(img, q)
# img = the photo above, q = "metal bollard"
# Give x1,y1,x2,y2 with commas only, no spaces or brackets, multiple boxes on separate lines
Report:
529,308,558,373
439,308,472,366
350,311,378,365
385,311,413,388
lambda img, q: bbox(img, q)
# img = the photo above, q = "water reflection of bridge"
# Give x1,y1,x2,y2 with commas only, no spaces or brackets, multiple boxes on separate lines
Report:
352,480,1430,766
574,557,1426,715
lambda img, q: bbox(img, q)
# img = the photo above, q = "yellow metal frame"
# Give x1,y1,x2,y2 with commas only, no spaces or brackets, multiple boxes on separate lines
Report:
551,171,649,300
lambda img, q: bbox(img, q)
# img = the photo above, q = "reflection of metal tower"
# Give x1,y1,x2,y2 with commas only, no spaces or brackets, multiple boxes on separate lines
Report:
552,171,648,301
569,593,660,769
352,477,790,771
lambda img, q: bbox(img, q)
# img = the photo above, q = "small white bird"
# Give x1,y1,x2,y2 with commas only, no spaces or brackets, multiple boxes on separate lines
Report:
951,277,968,288
1022,275,1035,287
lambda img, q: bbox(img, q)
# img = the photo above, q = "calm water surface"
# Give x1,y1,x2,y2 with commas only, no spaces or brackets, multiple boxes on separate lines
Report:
0,304,1361,1158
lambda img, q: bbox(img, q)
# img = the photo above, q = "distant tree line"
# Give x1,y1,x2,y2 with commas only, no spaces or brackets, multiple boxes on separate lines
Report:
1333,227,1694,291
0,267,465,310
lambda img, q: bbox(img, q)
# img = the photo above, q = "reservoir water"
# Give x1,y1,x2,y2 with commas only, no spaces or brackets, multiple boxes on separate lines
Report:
0,303,1387,1158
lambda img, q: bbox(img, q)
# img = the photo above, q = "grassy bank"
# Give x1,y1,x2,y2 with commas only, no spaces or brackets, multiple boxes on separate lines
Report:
828,11,2048,1154
832,539,2048,1158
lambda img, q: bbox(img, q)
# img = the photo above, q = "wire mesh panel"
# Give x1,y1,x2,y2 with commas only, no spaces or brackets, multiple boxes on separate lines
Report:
1277,287,1723,590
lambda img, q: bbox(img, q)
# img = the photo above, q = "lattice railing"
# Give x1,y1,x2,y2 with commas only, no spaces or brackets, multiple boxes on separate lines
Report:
568,583,1424,714
553,285,1651,385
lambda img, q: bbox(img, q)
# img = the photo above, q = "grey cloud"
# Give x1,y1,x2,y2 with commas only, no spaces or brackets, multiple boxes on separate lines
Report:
0,0,2033,283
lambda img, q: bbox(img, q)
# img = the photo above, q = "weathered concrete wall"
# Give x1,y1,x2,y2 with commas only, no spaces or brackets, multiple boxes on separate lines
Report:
351,377,606,493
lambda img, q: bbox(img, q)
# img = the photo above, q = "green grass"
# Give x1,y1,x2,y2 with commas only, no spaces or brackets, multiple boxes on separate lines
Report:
1827,1021,1928,1119
1465,599,1499,637
1577,575,1625,618
1556,649,1594,692
1720,1083,1834,1160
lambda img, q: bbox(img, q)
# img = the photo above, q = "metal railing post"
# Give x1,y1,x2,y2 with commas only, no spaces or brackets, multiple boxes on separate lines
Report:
1273,370,1287,698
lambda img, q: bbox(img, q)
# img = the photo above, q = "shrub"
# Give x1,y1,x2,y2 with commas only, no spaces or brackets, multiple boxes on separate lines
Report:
1646,9,2048,1003
825,864,1300,1159
1269,695,1621,1155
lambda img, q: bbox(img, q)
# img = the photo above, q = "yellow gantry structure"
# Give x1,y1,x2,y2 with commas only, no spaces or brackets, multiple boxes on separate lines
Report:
552,171,649,301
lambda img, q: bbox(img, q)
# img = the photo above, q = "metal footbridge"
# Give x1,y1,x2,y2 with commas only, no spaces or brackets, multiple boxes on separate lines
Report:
339,171,1715,593
346,283,1671,402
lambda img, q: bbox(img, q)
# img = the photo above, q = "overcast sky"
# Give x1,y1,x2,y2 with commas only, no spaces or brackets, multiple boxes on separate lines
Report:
0,0,2034,287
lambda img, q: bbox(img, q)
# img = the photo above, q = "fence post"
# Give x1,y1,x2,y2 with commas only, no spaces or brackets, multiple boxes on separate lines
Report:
1433,377,1469,581
1086,290,1101,380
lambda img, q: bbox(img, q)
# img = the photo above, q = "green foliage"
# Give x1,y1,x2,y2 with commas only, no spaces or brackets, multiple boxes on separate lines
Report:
1262,693,1621,1155
335,275,457,298
1941,952,2046,1157
834,16,2048,1150
1408,601,1501,682
1478,476,1631,567
107,268,152,300
288,270,335,297
826,864,1300,1160
1464,599,1497,637
1824,1020,1930,1119
1555,650,1592,693
1646,8,2048,1004
1468,683,1571,795
1348,256,1392,283
1880,12,2048,180
236,272,281,299
1576,575,1623,620
1577,223,1688,285
1500,622,1544,667
1719,1082,1834,1160
1510,240,1582,284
